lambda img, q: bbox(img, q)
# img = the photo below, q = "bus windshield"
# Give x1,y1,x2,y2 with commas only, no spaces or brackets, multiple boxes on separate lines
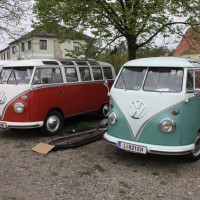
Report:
143,68,183,92
0,67,34,84
115,67,183,92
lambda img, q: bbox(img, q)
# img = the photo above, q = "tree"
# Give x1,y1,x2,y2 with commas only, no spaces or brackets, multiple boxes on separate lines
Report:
33,0,200,60
0,0,31,43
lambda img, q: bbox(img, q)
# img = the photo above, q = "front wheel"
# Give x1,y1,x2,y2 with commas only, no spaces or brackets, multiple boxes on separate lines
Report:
40,110,63,136
185,134,200,161
98,104,109,119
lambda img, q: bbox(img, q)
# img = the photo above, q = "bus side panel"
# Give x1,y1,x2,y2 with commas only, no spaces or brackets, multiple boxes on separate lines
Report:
29,86,64,121
181,97,200,145
63,81,111,116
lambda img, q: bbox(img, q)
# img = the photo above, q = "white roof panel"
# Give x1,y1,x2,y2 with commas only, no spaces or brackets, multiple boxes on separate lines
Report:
123,57,200,68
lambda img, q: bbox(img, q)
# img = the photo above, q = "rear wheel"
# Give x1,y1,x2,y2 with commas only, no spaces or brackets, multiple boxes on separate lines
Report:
185,134,200,161
40,110,63,136
98,104,109,119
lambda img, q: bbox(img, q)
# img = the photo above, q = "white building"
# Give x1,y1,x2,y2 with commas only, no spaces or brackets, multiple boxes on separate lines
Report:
0,29,92,60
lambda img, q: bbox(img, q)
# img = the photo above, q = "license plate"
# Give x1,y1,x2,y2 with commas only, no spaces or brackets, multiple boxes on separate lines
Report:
117,141,147,154
0,122,7,129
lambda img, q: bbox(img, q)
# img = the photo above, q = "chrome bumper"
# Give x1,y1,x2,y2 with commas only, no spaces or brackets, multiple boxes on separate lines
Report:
103,132,194,155
0,121,44,129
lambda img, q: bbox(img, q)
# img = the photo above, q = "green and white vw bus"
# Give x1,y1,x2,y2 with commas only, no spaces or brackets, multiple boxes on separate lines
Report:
104,57,200,161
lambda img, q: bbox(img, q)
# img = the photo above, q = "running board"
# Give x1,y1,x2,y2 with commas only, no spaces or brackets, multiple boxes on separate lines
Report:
48,128,107,150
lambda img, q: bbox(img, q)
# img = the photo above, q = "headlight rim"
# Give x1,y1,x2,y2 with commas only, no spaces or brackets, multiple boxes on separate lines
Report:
159,118,176,133
108,112,117,125
14,103,25,114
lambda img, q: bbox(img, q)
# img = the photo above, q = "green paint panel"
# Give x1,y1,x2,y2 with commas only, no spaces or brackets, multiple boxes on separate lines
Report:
107,97,133,141
107,96,200,146
137,105,183,146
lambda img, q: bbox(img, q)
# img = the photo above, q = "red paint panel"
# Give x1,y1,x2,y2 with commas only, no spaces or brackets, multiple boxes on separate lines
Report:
3,92,30,122
3,81,113,123
29,85,64,121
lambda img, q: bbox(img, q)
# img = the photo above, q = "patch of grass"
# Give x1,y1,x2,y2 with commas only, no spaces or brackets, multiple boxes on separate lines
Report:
126,163,134,167
119,181,131,189
79,170,93,177
15,143,26,148
119,189,126,197
151,171,160,176
160,181,167,185
112,161,117,164
93,164,105,172
169,167,179,175
51,171,59,176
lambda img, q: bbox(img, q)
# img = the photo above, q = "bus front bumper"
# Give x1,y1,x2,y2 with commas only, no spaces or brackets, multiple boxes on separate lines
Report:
0,121,44,129
104,132,195,155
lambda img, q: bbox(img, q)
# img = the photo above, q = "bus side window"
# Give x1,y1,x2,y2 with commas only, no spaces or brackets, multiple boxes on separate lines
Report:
186,70,194,93
195,70,200,91
33,69,42,84
92,67,103,80
65,67,78,82
51,68,63,83
103,67,113,79
79,67,91,81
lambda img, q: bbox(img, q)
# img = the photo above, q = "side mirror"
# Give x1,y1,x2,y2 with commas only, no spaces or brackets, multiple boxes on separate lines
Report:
103,79,110,96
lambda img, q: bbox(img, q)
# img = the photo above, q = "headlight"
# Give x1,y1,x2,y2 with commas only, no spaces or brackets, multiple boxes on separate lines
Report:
108,112,117,125
14,103,24,113
159,118,176,133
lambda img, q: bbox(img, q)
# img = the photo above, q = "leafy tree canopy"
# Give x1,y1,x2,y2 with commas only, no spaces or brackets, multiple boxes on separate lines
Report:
0,0,31,44
33,0,200,60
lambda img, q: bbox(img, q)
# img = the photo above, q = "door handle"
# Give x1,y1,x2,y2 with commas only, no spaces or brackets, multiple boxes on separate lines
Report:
60,91,64,94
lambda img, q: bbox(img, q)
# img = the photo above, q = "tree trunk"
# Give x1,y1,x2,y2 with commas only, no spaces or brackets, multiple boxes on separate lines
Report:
127,37,137,60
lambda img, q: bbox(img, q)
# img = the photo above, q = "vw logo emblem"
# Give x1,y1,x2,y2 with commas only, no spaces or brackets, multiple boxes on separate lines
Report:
129,100,146,119
0,91,7,104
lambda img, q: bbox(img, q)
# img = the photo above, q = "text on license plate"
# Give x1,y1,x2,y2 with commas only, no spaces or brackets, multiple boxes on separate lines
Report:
117,141,147,154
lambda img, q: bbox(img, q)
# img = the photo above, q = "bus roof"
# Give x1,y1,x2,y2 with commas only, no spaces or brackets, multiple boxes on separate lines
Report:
3,59,61,67
123,57,200,68
2,59,113,67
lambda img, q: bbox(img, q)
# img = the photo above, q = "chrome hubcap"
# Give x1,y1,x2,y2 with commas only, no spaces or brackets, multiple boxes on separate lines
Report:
193,136,200,156
103,104,109,117
46,115,60,132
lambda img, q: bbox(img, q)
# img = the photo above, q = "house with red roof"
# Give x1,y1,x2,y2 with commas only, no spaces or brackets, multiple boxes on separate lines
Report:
173,27,200,59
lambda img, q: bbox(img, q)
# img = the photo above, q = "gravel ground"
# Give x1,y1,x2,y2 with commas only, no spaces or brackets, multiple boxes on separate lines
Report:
0,118,200,200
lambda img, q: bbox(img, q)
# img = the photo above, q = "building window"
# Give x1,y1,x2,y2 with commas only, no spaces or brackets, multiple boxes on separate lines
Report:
28,40,31,50
21,42,25,52
40,40,47,50
12,46,16,54
73,42,80,52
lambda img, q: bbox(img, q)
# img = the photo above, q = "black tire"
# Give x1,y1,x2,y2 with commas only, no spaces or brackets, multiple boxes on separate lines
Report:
185,134,200,162
98,104,109,119
40,110,63,136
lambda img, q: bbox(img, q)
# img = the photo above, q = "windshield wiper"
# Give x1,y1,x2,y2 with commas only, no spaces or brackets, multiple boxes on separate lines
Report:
121,70,126,91
13,70,18,85
150,71,161,93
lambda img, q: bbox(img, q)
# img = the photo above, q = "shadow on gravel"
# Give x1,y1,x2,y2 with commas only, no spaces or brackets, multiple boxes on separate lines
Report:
0,114,101,142
103,144,196,168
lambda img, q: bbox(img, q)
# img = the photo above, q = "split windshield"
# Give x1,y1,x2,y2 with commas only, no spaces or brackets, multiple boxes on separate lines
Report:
0,67,33,84
115,67,183,92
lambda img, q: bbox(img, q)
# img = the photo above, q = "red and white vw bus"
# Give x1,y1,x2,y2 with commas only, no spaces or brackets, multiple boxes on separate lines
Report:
0,59,115,135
